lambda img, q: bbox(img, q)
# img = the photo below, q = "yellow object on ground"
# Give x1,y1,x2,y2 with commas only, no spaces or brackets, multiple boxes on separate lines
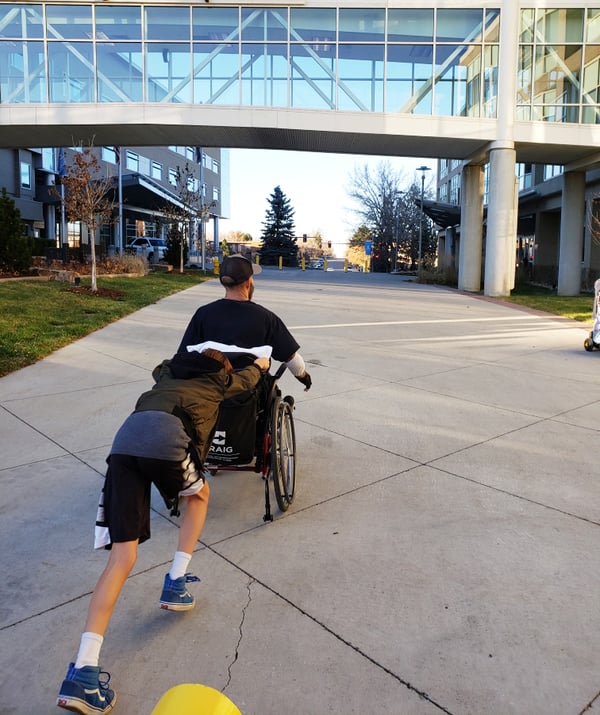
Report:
151,683,242,715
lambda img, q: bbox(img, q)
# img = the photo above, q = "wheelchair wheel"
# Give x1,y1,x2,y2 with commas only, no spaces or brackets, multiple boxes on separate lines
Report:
271,398,296,512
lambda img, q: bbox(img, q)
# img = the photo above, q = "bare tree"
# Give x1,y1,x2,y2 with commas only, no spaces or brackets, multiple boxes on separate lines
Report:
346,162,404,272
347,162,434,272
55,147,116,292
162,161,215,273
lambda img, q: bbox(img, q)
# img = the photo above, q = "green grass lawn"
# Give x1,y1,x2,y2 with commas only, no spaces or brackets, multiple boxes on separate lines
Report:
504,285,594,323
0,276,595,378
0,272,209,377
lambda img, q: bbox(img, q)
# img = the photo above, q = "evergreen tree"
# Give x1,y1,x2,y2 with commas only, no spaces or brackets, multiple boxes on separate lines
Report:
0,188,31,274
259,186,298,266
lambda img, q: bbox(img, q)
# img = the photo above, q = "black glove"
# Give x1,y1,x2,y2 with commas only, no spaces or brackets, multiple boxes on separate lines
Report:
296,372,312,391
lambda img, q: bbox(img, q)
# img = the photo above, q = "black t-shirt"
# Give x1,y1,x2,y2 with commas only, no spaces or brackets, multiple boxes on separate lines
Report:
178,298,300,363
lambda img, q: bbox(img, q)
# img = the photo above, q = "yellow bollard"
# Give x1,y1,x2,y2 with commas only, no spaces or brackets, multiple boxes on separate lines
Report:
279,255,283,270
344,259,348,272
212,257,219,275
301,255,306,271
323,257,328,272
255,254,260,266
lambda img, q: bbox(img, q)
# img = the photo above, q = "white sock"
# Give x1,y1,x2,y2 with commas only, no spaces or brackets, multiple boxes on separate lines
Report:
169,551,192,581
75,632,104,669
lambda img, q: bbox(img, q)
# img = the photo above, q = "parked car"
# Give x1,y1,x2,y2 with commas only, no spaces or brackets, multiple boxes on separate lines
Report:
125,237,167,261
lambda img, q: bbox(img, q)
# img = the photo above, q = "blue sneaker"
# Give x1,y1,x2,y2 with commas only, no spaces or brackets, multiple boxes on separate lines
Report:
57,662,116,715
159,573,197,611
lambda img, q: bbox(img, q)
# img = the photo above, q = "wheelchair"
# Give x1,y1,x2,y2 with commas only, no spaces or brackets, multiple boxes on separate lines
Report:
205,361,297,522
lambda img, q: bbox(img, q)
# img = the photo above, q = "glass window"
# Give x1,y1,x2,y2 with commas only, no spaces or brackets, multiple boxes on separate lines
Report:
241,43,288,107
436,9,485,43
536,9,584,44
0,40,47,102
95,5,142,42
484,10,500,43
533,45,581,105
146,43,192,102
193,43,240,105
97,43,143,102
46,5,92,40
582,105,600,123
290,43,335,110
338,44,384,112
290,8,335,43
145,6,190,42
126,150,139,171
339,9,385,43
151,161,162,180
517,44,533,107
48,42,95,102
434,45,472,116
213,186,220,201
101,146,118,164
241,7,288,42
386,44,433,114
168,168,177,185
193,7,239,42
20,161,31,188
586,10,600,43
520,9,534,43
387,10,433,43
0,4,44,39
583,48,600,105
212,159,219,174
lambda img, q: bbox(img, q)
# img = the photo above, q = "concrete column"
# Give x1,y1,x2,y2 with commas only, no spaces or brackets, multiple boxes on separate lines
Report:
484,146,517,296
458,164,484,291
445,226,455,269
483,0,519,297
437,233,446,268
557,171,585,295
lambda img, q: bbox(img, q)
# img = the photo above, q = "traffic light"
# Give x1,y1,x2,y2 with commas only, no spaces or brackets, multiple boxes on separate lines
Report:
303,234,307,243
327,240,332,249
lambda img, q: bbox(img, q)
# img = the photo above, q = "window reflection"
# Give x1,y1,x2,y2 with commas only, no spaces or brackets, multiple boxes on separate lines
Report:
0,4,44,39
97,42,143,101
48,41,94,102
146,42,191,102
46,5,92,40
193,42,239,105
96,5,142,41
0,39,46,101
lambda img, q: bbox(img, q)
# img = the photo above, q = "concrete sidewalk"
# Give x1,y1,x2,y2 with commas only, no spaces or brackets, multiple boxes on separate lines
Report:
1,270,600,715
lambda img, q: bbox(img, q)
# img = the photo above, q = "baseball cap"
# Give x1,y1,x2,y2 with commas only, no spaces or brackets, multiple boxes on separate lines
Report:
219,254,262,286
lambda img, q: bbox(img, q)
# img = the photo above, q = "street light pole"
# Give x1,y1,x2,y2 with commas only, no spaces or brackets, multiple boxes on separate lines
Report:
416,165,431,270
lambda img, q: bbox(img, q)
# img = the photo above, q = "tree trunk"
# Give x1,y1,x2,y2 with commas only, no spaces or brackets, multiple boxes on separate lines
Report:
90,228,97,292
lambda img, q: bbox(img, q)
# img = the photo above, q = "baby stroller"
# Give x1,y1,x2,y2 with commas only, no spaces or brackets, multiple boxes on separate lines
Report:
584,278,600,351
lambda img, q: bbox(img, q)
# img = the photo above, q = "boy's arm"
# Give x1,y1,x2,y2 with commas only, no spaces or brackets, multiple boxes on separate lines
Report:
223,364,264,398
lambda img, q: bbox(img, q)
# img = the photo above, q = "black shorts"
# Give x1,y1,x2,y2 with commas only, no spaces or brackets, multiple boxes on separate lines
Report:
104,453,196,545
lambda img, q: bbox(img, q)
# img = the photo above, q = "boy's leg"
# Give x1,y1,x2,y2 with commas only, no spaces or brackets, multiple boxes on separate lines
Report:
85,540,138,636
178,480,210,554
160,482,210,611
57,541,136,714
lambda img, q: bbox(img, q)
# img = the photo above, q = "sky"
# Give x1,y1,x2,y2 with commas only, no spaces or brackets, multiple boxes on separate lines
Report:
219,149,436,257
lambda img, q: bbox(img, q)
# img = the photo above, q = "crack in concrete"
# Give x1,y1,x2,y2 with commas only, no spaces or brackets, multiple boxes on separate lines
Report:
223,577,254,693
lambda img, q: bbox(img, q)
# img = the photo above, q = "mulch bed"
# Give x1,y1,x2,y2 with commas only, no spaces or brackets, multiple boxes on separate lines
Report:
65,286,126,300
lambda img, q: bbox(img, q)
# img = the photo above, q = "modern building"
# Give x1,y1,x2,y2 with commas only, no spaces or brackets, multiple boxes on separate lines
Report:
0,144,225,258
2,3,600,295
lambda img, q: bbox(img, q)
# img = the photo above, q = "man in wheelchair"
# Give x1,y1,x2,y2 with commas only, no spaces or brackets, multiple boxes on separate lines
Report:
178,254,312,391
179,254,312,522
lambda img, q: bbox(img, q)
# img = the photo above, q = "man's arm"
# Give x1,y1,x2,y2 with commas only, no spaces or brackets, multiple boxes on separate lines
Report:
284,352,312,391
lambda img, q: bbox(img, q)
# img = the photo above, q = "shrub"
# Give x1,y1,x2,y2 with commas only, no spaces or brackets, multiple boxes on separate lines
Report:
0,188,33,273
